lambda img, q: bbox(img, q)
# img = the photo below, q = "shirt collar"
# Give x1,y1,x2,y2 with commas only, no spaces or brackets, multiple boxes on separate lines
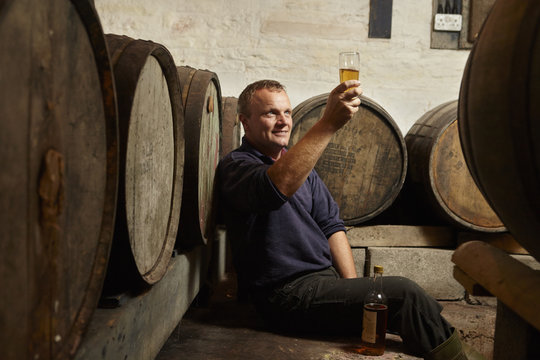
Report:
239,136,287,164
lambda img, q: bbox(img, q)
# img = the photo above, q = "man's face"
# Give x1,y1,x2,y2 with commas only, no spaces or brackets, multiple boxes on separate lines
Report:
240,88,293,160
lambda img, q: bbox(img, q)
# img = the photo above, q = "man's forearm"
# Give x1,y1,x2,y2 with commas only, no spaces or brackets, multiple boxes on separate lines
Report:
267,120,336,197
267,81,362,197
328,231,357,278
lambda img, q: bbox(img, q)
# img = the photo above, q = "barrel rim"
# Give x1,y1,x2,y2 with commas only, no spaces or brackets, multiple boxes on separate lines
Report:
177,65,198,109
292,93,404,141
55,0,119,357
220,96,241,159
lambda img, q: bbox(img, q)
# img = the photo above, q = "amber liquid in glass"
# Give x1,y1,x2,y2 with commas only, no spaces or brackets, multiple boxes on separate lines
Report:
339,68,359,82
356,303,388,356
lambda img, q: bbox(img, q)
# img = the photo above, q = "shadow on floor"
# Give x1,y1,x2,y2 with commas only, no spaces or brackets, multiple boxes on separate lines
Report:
156,275,424,360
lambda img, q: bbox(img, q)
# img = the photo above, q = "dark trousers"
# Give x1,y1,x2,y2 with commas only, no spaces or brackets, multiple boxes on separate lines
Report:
250,267,454,357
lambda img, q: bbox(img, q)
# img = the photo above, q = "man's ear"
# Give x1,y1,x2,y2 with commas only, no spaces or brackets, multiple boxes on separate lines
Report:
239,113,249,132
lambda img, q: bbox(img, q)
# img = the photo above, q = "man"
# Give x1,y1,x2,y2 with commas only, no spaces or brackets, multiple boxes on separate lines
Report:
217,79,482,360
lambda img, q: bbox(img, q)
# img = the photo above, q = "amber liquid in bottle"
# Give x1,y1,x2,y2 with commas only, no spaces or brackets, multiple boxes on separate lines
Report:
357,303,388,355
355,265,388,356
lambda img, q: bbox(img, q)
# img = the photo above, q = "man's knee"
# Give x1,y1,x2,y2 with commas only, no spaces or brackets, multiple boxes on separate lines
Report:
384,276,433,302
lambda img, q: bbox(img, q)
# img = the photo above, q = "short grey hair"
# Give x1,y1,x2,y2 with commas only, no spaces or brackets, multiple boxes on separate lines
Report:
237,80,286,117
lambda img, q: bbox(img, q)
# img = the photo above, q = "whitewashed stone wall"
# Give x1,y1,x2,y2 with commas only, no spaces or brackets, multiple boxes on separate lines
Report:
94,0,470,133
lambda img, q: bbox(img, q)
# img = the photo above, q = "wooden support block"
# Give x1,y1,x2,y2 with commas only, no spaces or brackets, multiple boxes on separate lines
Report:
452,241,540,331
453,266,492,296
347,225,455,248
75,248,204,360
458,231,529,254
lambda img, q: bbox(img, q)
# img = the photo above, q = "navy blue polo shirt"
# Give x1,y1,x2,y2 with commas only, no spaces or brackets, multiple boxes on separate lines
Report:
217,138,346,292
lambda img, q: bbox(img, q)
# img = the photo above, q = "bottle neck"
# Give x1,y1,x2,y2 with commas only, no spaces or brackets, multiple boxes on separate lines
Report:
365,271,387,305
372,272,384,293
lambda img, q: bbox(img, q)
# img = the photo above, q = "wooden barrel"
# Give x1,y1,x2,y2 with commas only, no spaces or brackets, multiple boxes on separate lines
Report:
0,1,118,359
290,94,407,225
220,96,242,158
176,66,222,248
458,0,540,260
103,35,184,293
405,100,506,232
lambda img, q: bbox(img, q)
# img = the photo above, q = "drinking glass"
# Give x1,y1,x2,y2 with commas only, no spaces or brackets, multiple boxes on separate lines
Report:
339,51,360,83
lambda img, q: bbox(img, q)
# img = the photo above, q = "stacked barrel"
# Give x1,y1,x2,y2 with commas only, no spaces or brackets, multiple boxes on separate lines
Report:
453,2,540,357
289,94,506,234
0,1,242,359
457,0,540,261
0,1,118,359
401,100,506,233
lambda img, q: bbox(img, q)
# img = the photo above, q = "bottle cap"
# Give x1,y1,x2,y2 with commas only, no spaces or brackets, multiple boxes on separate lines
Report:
374,265,384,274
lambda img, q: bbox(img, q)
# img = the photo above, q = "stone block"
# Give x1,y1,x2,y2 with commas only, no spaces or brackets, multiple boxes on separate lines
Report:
351,248,366,277
367,247,464,300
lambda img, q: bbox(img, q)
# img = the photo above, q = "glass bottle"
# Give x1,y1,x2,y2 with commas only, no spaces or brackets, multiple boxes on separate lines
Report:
359,265,388,356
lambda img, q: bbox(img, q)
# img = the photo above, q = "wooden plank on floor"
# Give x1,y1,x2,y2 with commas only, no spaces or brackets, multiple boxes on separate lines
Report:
458,231,529,254
74,247,204,360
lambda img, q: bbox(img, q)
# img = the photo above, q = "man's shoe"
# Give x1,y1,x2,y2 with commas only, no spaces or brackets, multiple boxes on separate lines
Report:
462,341,486,360
424,329,485,360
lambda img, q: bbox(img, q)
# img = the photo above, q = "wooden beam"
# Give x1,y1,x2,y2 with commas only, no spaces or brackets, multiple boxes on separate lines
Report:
458,231,528,255
347,225,454,247
452,241,540,331
75,248,204,360
453,266,492,296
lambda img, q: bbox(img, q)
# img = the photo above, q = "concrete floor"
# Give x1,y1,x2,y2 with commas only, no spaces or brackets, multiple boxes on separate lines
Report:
156,275,496,360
